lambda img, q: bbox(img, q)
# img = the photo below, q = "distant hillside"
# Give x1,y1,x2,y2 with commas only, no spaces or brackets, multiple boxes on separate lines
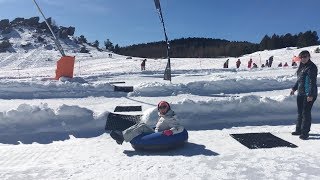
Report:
1,17,319,59
116,38,258,58
115,31,319,58
0,17,103,54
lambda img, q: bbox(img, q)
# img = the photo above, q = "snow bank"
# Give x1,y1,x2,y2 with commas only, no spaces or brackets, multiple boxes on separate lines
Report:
0,103,107,136
0,95,319,144
143,95,320,130
0,79,118,99
1,94,319,137
131,77,301,97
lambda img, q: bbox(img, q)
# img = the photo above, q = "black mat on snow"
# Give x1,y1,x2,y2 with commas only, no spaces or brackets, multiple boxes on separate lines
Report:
105,112,141,131
230,132,298,149
114,86,134,92
109,81,126,84
114,106,142,112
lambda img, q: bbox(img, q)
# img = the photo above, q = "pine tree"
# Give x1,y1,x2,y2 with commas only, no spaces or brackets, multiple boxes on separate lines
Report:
104,39,114,51
78,35,87,44
114,44,120,53
93,40,99,48
259,35,271,50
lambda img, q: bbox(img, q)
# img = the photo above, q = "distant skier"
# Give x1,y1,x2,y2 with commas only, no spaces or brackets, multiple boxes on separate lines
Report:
236,59,241,68
283,62,289,67
278,62,282,67
141,59,147,71
110,101,184,145
265,60,269,67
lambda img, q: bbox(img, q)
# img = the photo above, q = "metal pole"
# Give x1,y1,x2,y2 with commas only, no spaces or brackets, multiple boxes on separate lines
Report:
154,0,171,82
31,0,65,56
259,54,262,66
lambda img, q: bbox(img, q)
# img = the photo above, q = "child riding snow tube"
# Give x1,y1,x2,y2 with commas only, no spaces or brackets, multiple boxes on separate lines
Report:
130,128,188,151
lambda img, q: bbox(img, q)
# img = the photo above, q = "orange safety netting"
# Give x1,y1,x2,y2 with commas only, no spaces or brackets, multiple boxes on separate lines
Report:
55,56,75,80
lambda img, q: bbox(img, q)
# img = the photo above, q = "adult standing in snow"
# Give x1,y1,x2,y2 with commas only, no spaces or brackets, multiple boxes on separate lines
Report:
268,56,274,67
290,50,318,140
223,59,229,68
110,101,184,145
236,59,241,68
141,59,147,71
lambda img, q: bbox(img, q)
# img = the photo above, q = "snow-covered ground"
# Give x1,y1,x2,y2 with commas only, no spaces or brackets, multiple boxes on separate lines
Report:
1,28,320,179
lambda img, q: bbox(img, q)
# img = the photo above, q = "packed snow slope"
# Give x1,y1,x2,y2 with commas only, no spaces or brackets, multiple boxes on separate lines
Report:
1,27,320,179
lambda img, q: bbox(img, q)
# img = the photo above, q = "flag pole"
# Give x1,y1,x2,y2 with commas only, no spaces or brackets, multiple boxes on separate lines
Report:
154,0,171,82
31,0,65,56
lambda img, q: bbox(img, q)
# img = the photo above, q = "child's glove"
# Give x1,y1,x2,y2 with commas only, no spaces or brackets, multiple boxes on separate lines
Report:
163,130,173,136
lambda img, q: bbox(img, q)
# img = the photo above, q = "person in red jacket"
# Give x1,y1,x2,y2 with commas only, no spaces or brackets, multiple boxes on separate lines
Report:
248,58,253,68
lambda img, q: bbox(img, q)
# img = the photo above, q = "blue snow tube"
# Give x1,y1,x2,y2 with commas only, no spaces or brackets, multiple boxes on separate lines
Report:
130,129,188,151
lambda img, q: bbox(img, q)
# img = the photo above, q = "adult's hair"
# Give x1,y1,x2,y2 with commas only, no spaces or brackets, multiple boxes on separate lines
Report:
298,50,310,58
296,50,311,74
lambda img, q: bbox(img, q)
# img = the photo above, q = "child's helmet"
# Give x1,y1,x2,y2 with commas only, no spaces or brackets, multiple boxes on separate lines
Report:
158,101,170,112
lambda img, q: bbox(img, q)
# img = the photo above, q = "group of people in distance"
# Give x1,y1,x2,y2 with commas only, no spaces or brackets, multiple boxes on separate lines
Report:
224,55,298,69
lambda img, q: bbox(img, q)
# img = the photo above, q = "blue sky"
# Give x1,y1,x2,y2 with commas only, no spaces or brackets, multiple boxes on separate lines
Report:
0,0,319,47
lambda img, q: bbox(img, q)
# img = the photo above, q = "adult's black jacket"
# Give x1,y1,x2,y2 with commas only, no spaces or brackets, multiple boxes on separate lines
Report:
293,60,318,97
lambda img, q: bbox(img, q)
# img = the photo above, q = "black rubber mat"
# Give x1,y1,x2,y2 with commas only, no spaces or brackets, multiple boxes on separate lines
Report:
114,106,142,112
114,86,134,92
105,112,141,131
109,81,126,84
230,132,298,149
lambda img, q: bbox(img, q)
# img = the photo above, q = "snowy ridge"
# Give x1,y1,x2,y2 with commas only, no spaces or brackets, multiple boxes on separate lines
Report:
2,94,319,142
0,78,116,99
3,74,320,99
131,77,307,97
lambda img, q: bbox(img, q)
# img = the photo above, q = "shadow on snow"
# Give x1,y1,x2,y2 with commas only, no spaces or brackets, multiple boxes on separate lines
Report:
123,142,219,157
0,129,105,145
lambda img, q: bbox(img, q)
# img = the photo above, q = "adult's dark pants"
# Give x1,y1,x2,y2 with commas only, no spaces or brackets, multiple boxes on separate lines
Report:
296,95,317,135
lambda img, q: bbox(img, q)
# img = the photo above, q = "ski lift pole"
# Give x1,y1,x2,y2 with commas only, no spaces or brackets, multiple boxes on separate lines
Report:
154,0,171,82
259,54,262,65
32,0,65,57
